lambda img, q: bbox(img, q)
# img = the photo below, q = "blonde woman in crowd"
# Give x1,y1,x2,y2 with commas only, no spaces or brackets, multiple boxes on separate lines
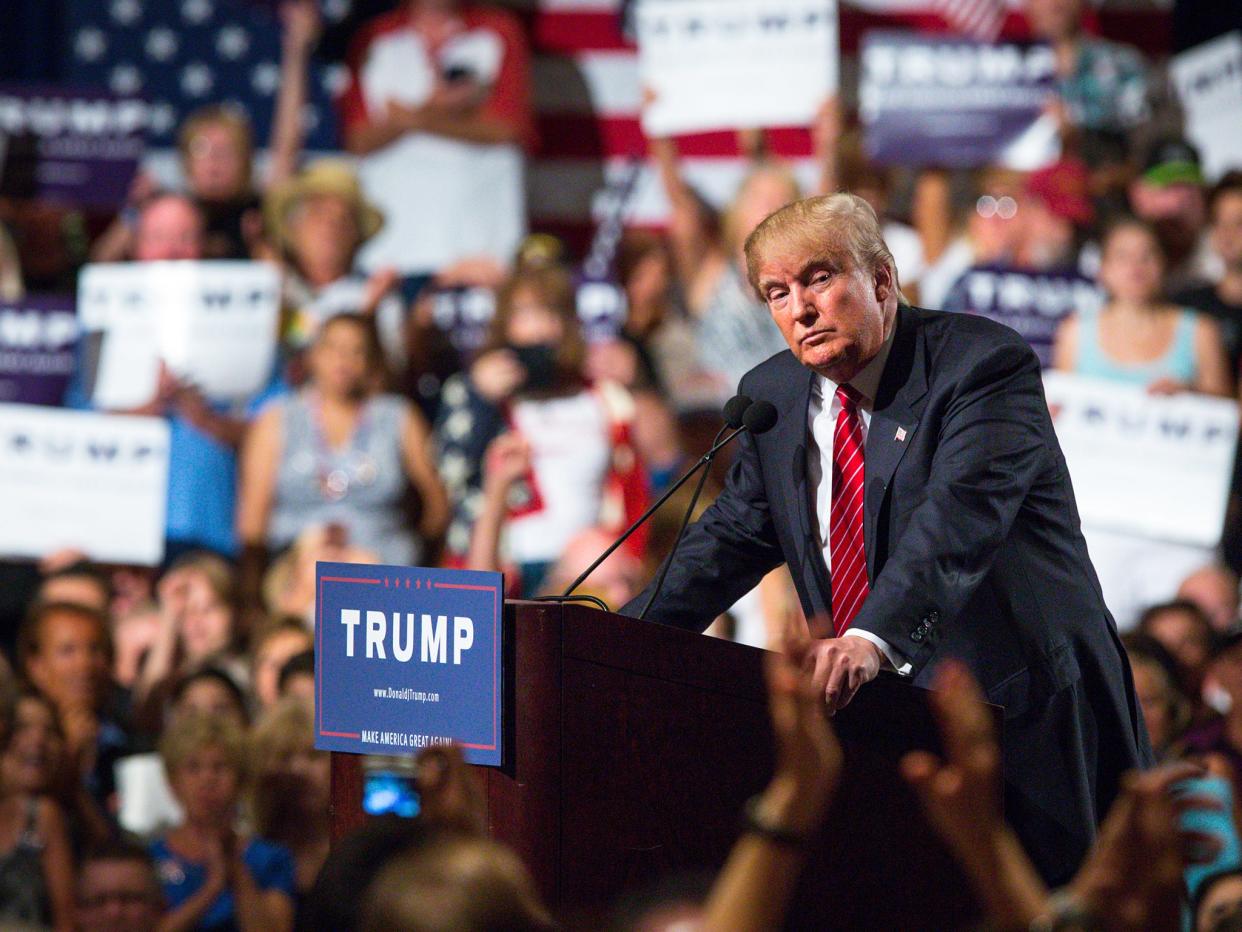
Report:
151,714,294,932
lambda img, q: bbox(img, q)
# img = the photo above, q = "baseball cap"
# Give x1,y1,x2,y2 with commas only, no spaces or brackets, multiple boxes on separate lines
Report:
1026,158,1094,225
1142,137,1205,187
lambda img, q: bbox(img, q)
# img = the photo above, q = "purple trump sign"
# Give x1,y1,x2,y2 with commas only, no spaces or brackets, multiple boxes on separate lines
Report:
315,562,504,767
941,264,1103,368
860,32,1056,168
0,295,79,405
0,85,154,208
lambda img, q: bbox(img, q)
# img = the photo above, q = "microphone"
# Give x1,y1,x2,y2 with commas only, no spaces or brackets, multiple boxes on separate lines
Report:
742,399,778,434
722,393,752,429
638,398,777,619
549,395,769,607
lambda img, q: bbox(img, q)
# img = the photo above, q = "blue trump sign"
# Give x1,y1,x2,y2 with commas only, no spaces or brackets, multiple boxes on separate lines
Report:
314,562,504,767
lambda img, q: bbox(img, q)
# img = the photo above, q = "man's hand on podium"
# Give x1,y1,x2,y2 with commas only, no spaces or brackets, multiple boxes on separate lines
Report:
800,635,882,715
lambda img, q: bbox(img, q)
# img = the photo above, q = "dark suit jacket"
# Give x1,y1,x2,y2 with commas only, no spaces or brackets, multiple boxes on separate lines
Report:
626,304,1152,881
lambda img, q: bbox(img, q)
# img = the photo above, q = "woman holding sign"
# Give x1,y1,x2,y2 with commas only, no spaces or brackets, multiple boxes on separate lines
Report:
236,312,449,573
1052,218,1232,626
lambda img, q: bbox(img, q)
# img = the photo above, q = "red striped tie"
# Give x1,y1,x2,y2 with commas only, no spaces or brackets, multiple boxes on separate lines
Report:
830,385,869,635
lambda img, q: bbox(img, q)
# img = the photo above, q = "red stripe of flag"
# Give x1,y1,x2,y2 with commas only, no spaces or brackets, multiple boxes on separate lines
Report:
535,115,816,160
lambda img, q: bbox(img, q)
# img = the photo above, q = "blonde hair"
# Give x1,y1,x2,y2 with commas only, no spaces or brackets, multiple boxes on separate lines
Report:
159,711,247,782
249,697,313,774
722,160,802,255
743,193,900,295
177,104,254,166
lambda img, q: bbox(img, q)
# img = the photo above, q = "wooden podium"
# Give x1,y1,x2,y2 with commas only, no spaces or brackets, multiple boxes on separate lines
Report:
330,600,987,929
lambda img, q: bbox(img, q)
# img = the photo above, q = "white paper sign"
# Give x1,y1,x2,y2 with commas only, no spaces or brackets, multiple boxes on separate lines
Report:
1171,32,1242,182
78,261,280,409
1043,372,1239,547
0,404,170,565
637,0,838,136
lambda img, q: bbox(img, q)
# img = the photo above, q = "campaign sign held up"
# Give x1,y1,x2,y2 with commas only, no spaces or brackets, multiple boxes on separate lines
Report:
315,562,503,767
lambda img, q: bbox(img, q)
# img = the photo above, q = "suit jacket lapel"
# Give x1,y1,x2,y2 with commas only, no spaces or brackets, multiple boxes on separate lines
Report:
865,305,928,579
773,366,833,615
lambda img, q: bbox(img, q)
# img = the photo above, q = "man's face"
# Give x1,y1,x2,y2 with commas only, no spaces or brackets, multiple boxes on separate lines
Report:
134,197,205,262
1212,191,1242,272
26,611,110,713
756,249,895,383
290,193,361,279
77,859,163,932
1129,181,1206,263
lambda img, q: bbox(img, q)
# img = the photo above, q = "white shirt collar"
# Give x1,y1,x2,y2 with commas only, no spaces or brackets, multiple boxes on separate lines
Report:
811,319,897,408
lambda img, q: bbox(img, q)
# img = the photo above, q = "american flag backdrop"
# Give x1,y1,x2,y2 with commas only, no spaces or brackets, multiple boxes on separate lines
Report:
59,0,1164,250
63,0,346,150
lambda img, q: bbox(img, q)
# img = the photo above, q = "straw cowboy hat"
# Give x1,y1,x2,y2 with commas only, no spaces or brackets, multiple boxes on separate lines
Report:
265,158,384,248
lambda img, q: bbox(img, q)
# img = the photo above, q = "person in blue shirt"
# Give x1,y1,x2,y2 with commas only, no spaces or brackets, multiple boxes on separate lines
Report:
150,713,294,932
71,192,286,561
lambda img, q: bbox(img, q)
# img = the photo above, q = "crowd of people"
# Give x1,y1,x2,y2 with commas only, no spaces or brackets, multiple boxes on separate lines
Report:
0,0,1241,927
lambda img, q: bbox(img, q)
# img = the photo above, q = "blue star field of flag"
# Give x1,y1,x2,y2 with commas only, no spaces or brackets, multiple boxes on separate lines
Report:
63,0,349,149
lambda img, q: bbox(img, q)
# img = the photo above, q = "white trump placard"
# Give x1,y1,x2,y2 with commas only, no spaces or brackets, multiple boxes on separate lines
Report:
636,0,838,136
0,404,170,565
78,260,280,409
1043,372,1239,547
1171,32,1242,182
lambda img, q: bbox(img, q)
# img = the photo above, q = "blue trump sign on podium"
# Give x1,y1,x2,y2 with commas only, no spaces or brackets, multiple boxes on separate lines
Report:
314,562,504,767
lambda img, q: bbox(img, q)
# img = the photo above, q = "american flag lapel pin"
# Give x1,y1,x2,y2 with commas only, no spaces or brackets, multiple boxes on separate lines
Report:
895,426,907,443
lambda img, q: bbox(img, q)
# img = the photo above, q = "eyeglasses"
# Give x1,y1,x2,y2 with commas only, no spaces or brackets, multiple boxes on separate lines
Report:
976,196,1018,220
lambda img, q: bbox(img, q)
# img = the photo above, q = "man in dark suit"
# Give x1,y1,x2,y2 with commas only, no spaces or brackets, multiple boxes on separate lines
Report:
625,194,1152,883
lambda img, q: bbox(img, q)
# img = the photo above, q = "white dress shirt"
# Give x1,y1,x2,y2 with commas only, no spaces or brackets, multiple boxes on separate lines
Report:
806,325,910,673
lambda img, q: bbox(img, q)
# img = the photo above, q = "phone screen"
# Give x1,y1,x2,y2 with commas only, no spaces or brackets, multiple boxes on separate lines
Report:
362,770,421,818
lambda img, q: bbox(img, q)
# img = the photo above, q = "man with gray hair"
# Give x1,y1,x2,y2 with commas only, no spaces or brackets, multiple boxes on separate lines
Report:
625,193,1151,883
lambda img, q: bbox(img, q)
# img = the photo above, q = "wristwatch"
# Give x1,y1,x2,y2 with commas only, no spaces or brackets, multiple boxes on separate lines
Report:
741,794,814,849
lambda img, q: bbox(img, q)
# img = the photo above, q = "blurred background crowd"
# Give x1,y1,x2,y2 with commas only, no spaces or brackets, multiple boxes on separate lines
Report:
0,0,1241,928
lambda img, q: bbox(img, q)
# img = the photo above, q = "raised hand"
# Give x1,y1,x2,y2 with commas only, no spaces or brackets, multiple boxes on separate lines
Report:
279,0,322,53
761,638,843,833
902,662,1048,929
414,745,487,835
469,349,526,402
901,661,1003,851
482,432,531,494
1070,762,1219,932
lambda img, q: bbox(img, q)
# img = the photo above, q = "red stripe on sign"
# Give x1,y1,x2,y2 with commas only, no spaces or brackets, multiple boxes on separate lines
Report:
321,731,361,739
422,581,502,753
534,11,632,54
